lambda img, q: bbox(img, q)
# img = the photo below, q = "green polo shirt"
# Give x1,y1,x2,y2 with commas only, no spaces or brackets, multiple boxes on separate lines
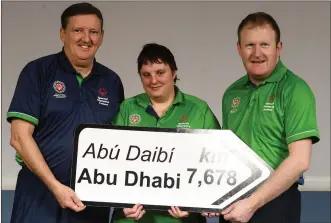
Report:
111,87,220,223
222,60,320,170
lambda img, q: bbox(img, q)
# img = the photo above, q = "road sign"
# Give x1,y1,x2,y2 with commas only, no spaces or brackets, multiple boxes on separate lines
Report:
70,124,273,212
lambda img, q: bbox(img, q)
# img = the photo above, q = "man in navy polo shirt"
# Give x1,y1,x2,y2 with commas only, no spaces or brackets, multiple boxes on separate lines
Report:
7,2,124,223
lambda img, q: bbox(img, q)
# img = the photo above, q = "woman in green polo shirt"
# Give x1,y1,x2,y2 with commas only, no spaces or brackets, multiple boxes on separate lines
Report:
111,43,220,223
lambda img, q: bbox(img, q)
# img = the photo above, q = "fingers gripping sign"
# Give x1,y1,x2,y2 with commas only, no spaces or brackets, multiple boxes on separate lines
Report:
52,183,86,212
123,204,146,220
168,206,189,218
201,211,220,218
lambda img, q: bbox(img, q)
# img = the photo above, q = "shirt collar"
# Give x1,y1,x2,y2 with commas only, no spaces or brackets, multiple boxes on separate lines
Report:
57,47,100,75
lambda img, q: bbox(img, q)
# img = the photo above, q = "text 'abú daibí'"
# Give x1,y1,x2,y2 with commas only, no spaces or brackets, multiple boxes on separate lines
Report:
76,143,180,189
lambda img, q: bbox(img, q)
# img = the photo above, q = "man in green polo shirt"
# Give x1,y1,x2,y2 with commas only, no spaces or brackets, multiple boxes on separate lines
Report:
111,43,220,223
215,12,319,223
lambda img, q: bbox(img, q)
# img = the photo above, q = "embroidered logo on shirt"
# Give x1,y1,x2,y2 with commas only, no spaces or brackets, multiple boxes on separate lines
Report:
129,114,141,124
99,88,107,97
230,97,240,113
263,95,275,111
269,95,275,103
179,115,188,122
177,115,190,128
97,88,109,106
53,81,67,98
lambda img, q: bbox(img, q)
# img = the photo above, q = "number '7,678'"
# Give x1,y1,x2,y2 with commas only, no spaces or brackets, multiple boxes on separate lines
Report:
186,168,237,186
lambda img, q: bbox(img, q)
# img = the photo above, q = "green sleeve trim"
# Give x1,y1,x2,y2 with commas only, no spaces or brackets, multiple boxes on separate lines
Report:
286,129,320,145
15,152,25,167
7,112,39,125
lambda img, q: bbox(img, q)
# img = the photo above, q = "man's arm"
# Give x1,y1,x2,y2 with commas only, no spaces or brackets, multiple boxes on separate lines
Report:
222,138,312,222
10,119,86,212
249,138,311,207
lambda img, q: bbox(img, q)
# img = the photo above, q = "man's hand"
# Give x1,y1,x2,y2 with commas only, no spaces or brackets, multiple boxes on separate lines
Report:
52,182,86,212
168,206,189,218
221,198,257,223
123,204,146,220
219,139,313,222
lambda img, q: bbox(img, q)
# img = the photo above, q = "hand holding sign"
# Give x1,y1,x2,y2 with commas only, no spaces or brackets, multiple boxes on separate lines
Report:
168,206,189,218
70,125,273,213
123,204,146,220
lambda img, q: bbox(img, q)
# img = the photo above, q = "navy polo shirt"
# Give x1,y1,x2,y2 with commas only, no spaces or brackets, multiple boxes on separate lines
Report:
7,50,124,183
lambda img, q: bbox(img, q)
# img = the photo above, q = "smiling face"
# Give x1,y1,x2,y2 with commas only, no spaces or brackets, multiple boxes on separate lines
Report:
60,14,103,67
237,24,282,84
140,60,176,101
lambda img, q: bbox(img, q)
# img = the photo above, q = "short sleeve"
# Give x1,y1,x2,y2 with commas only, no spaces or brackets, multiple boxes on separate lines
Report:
203,105,221,130
284,81,320,145
112,102,127,126
7,61,41,125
